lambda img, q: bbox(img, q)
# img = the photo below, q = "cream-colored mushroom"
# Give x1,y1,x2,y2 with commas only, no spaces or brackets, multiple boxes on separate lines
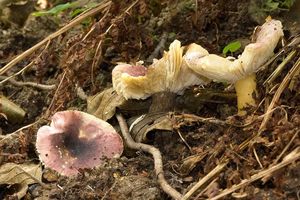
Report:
112,40,209,100
185,19,283,114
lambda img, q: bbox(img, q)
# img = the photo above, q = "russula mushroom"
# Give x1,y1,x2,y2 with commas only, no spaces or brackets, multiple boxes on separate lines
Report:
112,40,210,112
36,110,123,176
112,19,283,114
112,40,208,99
185,19,283,114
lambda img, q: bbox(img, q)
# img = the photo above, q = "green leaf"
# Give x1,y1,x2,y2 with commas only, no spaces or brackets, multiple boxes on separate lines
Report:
32,2,77,17
70,2,99,18
264,0,279,11
280,0,296,8
222,41,241,55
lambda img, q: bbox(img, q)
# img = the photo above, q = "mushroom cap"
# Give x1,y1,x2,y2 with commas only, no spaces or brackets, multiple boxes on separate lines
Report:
112,40,207,100
36,110,123,176
185,19,284,83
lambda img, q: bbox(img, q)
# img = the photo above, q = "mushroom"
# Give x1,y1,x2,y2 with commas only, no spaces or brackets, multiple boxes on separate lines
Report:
36,110,123,176
112,40,210,112
185,19,283,114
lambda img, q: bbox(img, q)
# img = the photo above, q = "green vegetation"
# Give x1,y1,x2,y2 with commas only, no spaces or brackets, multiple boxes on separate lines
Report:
32,1,98,18
222,41,241,56
262,0,296,11
32,2,77,17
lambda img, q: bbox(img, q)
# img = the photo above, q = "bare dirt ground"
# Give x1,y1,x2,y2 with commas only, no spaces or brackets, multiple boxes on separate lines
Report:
0,0,300,199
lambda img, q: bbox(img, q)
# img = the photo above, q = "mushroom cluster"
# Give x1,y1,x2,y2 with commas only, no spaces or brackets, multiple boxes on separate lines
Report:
112,19,283,114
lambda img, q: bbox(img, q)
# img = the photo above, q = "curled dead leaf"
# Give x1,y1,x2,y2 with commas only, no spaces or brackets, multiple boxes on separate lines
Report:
129,112,173,142
0,95,26,124
87,88,126,121
179,152,208,175
87,87,151,121
0,162,42,199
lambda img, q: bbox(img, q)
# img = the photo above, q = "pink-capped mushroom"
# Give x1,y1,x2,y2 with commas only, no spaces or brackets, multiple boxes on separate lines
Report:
36,110,123,176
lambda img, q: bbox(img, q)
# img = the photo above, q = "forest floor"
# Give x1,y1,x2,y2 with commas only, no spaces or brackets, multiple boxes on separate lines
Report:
0,0,300,199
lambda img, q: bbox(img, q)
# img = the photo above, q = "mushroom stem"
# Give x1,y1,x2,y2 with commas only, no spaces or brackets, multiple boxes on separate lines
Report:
149,92,176,113
234,73,257,115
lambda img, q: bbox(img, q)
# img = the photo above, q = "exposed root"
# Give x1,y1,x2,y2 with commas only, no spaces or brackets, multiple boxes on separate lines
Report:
0,76,55,90
116,113,183,200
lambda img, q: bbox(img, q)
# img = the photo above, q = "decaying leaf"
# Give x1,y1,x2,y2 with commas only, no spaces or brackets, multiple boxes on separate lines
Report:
87,87,151,121
87,88,126,121
0,95,26,124
0,162,42,199
129,112,173,142
179,152,208,175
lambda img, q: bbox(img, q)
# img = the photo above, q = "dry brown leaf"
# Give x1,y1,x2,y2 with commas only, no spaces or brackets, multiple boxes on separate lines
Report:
129,112,173,142
179,152,208,175
0,162,42,199
87,88,126,121
0,95,26,124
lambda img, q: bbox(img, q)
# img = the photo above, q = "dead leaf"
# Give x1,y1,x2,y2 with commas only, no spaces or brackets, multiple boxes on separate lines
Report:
179,152,208,175
87,87,151,121
0,95,26,124
129,112,173,142
87,88,126,121
0,162,42,199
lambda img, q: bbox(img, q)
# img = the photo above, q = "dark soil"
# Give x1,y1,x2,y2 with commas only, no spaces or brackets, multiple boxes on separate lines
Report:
0,0,300,199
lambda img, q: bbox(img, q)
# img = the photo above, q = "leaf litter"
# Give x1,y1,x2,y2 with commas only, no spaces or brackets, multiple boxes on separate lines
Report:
0,0,300,199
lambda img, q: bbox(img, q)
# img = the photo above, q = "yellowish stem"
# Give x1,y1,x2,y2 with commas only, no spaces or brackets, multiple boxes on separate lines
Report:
234,73,257,115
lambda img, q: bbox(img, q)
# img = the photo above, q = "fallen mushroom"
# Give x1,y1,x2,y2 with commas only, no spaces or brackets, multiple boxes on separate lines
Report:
36,110,123,176
112,19,283,115
185,19,283,114
112,40,212,99
112,40,210,112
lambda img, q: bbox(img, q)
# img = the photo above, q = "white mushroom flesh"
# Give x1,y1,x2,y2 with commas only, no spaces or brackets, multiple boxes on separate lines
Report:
185,19,284,83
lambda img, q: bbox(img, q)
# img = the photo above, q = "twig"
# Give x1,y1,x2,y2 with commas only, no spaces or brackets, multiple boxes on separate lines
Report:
195,177,218,199
253,147,263,169
181,161,227,200
263,50,297,85
239,57,300,151
100,180,117,200
209,147,300,200
0,0,111,75
146,32,168,63
0,76,55,90
274,130,299,164
45,70,67,117
176,129,193,153
261,130,300,183
258,56,300,133
2,120,40,136
0,39,51,86
116,113,183,200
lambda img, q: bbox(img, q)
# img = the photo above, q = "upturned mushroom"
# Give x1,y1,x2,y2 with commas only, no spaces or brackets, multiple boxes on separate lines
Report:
185,19,283,114
112,40,210,112
36,110,123,176
113,41,210,99
112,19,283,114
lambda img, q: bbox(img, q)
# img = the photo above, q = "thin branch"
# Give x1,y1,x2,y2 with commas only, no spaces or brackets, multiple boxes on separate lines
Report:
146,32,168,63
209,147,300,200
0,0,111,75
116,113,183,200
259,56,300,133
181,161,227,200
0,76,55,90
